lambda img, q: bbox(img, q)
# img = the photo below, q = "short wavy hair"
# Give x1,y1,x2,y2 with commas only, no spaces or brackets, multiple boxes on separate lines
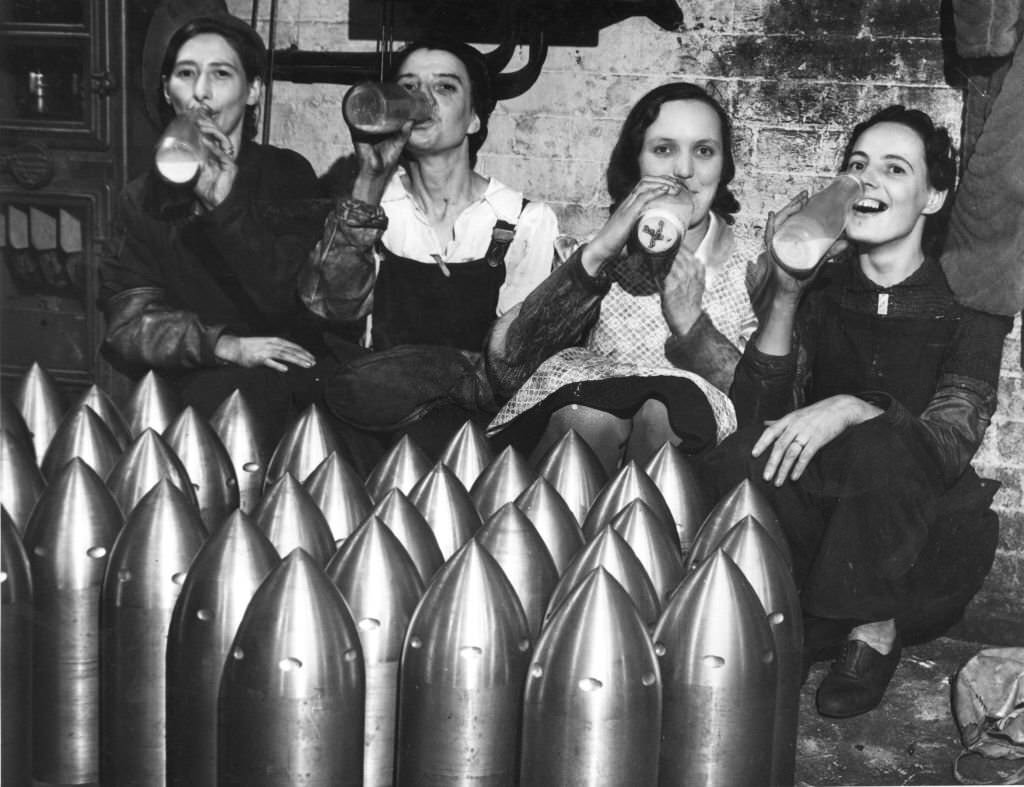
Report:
606,82,740,222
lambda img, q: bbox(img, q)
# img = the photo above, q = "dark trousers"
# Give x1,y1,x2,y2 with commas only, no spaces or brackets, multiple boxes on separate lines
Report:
697,419,999,643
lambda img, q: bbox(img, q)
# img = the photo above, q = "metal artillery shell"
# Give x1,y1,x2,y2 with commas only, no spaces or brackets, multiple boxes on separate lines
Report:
41,404,121,481
75,384,132,450
610,499,685,606
166,511,278,787
164,406,239,532
520,568,661,787
476,502,558,640
255,473,335,565
438,419,494,490
210,389,272,515
305,451,372,547
106,429,199,519
13,362,64,465
2,508,33,787
535,428,607,526
124,370,181,439
644,441,709,554
2,392,36,464
546,525,661,630
408,461,482,560
327,517,424,787
218,549,365,787
717,516,803,787
653,549,777,787
369,488,444,585
395,540,530,786
514,477,584,576
264,403,344,488
582,461,678,549
100,480,206,787
23,458,122,784
1,427,45,534
470,444,537,522
688,478,792,572
365,434,431,502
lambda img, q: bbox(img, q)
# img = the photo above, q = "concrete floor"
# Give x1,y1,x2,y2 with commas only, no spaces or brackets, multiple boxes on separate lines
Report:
794,636,1024,787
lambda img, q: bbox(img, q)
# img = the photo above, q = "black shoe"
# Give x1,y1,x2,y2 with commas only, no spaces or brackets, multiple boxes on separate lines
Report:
801,617,855,684
816,635,902,718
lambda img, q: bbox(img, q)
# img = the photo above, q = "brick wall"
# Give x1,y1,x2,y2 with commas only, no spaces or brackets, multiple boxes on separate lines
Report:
232,0,1024,642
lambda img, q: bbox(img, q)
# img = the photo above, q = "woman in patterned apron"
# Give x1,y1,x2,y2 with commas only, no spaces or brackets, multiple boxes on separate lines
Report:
486,82,769,473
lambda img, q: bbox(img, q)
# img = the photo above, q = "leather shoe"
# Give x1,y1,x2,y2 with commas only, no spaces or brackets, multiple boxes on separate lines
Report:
801,616,856,684
816,635,902,718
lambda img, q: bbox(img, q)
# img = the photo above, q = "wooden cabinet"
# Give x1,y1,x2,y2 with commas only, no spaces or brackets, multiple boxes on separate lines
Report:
0,0,158,398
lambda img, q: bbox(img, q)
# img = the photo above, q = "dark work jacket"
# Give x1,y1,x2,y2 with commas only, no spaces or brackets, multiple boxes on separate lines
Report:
101,140,331,371
731,255,1012,486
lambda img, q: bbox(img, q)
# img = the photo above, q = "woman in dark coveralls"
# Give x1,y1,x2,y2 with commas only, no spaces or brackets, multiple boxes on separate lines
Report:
299,39,558,464
101,12,328,430
700,106,1012,718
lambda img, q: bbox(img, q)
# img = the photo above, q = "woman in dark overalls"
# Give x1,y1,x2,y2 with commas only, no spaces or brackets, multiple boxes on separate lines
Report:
301,39,559,465
699,106,1012,718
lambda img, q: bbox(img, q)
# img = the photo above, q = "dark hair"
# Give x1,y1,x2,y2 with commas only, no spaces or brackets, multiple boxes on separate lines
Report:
606,82,740,222
387,39,496,168
840,105,957,254
159,15,267,141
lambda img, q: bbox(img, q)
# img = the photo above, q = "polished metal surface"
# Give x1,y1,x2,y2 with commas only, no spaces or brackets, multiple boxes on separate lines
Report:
395,540,530,786
12,362,64,465
582,460,677,548
305,451,372,547
470,444,537,522
41,404,121,481
438,419,494,491
520,568,661,786
718,516,803,787
210,389,272,515
369,488,444,585
653,550,777,786
166,511,279,787
2,392,36,464
610,498,685,606
643,441,710,555
106,429,199,519
534,428,607,526
100,480,206,787
264,403,344,488
75,384,132,450
546,525,660,630
327,516,424,786
688,478,792,571
218,550,365,786
23,459,122,784
2,508,33,787
1,427,45,534
408,462,482,561
514,477,585,576
164,406,239,532
365,434,431,502
123,370,181,438
476,502,558,639
255,473,335,566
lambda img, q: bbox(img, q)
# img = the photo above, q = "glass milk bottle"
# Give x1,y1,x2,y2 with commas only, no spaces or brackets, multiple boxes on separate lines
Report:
771,173,862,277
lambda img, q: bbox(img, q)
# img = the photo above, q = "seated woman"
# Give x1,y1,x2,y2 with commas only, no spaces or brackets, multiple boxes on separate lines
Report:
699,106,1012,718
486,82,767,474
299,39,559,462
101,12,328,431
